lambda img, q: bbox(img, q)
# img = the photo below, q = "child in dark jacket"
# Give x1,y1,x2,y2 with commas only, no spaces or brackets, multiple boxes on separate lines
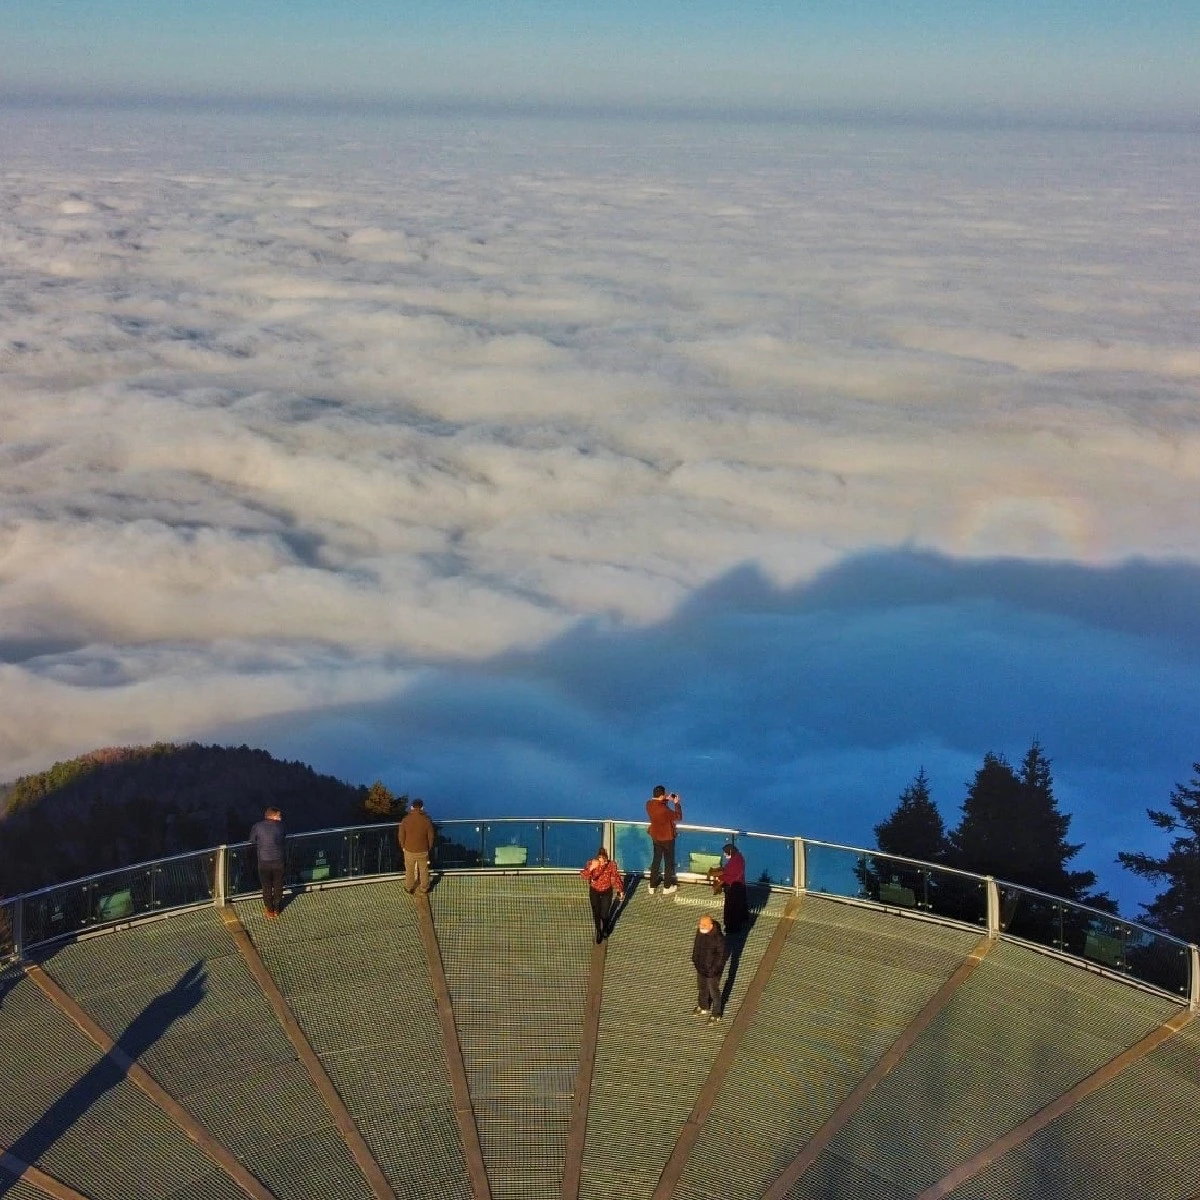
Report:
691,914,727,1024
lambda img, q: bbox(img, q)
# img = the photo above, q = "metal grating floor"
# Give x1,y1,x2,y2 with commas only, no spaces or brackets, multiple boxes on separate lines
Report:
0,1179,67,1200
675,896,982,1200
237,881,473,1200
788,938,1184,1199
40,905,375,1200
949,1019,1200,1200
0,970,248,1200
579,882,788,1200
431,874,593,1200
2,878,1196,1200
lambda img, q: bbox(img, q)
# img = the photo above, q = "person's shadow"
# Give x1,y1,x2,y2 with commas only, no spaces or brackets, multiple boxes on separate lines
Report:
0,961,208,1196
602,872,641,938
720,885,766,1006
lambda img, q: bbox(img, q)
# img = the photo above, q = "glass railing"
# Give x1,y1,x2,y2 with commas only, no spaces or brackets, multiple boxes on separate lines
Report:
18,849,220,948
3,817,1194,1006
998,882,1192,999
738,833,796,889
0,899,15,962
429,818,606,870
824,844,990,929
544,819,608,869
226,824,403,897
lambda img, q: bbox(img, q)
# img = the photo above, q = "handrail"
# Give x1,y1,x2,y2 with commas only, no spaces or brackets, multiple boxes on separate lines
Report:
993,876,1154,925
2,817,1194,1008
11,845,223,902
801,835,989,882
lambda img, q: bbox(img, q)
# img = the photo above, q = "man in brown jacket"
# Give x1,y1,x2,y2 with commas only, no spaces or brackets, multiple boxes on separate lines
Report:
646,785,683,895
398,798,436,894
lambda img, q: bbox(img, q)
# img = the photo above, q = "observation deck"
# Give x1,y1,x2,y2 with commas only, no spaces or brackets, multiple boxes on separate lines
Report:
1,819,1197,1200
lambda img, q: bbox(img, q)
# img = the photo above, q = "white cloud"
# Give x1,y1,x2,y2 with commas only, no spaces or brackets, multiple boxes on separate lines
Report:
1,109,1198,909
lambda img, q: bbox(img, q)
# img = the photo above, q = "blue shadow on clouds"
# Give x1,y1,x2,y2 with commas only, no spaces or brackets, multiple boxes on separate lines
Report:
214,549,1200,916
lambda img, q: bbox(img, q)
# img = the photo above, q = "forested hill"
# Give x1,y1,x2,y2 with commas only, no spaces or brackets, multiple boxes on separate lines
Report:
0,743,373,896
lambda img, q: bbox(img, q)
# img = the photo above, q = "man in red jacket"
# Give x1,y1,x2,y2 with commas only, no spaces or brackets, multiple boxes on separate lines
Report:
646,785,683,895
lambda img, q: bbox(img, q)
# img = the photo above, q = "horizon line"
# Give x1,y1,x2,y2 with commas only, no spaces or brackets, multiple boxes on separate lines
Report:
3,90,1198,136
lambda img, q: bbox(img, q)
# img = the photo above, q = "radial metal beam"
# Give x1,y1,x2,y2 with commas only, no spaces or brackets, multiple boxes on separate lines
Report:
762,934,996,1200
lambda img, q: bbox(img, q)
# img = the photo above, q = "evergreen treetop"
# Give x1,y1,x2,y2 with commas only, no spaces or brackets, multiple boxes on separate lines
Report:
1118,763,1200,944
949,741,1109,908
874,767,948,863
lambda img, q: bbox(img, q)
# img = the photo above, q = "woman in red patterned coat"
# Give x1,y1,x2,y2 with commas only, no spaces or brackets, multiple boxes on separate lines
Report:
581,847,625,944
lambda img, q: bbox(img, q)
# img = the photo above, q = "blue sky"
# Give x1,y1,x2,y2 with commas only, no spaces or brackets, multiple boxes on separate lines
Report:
3,0,1198,124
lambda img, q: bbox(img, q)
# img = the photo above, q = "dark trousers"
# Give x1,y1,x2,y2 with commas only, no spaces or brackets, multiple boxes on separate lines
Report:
723,881,749,933
650,840,677,888
258,862,284,914
696,972,722,1016
589,887,614,935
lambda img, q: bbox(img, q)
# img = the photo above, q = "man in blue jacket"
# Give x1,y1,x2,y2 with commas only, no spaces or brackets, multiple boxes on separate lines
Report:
249,807,286,918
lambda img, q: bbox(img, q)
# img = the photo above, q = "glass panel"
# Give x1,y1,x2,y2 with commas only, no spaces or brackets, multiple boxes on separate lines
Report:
612,821,653,877
851,852,924,908
805,843,987,926
853,850,987,926
999,885,1192,998
1000,885,1069,951
21,851,218,949
1124,925,1191,997
924,866,988,927
225,841,254,898
675,828,737,878
611,823,737,881
0,900,15,959
804,842,874,900
737,834,795,889
544,821,606,871
148,851,219,911
433,820,484,868
285,831,355,885
24,880,94,946
1077,911,1128,967
482,820,542,867
351,824,402,877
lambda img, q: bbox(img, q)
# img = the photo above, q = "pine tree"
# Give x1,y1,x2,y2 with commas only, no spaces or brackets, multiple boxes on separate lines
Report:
1118,763,1200,944
948,751,1024,881
950,742,1107,906
874,768,947,863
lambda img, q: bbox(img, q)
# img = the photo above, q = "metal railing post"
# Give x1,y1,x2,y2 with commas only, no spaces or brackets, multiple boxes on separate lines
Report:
604,820,615,861
1190,944,1199,1012
794,837,807,893
214,845,228,907
985,876,1000,937
12,898,24,961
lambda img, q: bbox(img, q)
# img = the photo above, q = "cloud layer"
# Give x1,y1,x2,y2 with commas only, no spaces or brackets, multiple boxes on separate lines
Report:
2,109,1198,909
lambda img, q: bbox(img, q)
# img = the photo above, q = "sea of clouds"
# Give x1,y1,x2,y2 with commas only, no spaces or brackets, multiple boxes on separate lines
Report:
1,107,1198,910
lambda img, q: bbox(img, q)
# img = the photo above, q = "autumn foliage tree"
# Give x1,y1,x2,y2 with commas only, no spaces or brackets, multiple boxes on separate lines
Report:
363,781,399,821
